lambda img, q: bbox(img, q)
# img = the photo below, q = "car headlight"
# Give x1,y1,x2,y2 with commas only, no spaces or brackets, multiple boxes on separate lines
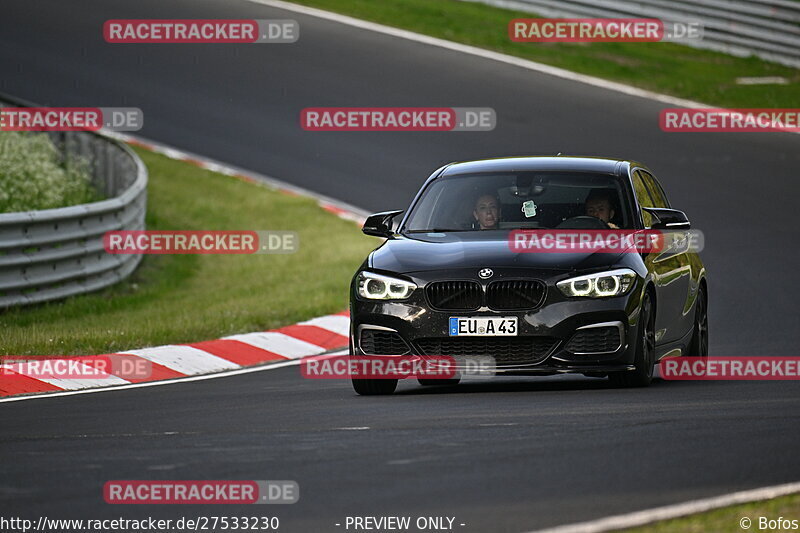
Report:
357,271,416,300
557,269,636,298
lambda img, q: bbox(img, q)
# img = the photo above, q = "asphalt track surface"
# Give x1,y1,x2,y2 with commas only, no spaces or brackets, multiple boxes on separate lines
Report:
1,0,799,531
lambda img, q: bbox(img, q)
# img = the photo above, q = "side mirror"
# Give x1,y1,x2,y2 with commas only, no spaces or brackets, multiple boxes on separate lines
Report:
643,207,691,230
362,210,404,238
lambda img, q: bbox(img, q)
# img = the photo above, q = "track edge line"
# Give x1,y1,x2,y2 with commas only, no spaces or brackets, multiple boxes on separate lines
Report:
525,481,800,533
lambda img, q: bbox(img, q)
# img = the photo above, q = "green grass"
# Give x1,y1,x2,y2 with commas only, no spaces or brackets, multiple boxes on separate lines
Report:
623,492,800,532
0,147,378,356
289,0,799,108
0,131,99,213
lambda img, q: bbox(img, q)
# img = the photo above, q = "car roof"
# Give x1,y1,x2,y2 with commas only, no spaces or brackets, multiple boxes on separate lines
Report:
439,156,630,177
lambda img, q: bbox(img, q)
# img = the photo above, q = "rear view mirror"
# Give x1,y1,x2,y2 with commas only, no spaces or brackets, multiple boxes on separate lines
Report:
362,210,404,238
643,207,691,230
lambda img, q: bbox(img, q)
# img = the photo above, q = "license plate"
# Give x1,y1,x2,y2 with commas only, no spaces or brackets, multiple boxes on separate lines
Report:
449,317,518,336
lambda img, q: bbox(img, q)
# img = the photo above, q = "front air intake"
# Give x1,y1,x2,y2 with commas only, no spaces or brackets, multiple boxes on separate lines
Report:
359,329,411,355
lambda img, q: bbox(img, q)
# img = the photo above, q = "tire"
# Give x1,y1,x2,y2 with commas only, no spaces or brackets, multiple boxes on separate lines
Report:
418,377,461,387
351,378,398,396
609,290,656,388
687,286,708,357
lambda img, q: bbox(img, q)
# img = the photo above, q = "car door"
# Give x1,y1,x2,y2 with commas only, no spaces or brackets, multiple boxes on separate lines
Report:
633,169,692,347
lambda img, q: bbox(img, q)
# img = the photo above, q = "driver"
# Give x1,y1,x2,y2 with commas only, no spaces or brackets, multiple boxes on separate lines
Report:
473,193,500,230
585,190,619,229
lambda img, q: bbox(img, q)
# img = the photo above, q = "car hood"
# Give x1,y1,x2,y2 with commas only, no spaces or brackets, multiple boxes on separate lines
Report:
370,233,624,274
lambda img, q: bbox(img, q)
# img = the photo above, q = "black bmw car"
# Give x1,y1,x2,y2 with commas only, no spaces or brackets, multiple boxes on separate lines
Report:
349,156,708,395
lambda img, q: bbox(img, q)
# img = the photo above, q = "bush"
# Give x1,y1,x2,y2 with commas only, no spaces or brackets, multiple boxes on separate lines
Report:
0,131,99,213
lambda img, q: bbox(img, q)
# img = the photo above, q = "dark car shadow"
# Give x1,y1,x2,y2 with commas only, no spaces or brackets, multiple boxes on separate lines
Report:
393,376,723,395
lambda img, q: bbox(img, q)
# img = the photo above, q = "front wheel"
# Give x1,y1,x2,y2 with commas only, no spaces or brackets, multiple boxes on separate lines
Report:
609,291,655,388
352,378,398,396
687,286,708,357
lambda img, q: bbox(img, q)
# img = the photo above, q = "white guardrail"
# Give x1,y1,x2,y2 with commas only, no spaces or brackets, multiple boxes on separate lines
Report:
0,95,147,307
466,0,800,68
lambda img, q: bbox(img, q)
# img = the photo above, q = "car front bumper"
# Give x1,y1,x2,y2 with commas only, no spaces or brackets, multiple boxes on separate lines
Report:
350,268,645,375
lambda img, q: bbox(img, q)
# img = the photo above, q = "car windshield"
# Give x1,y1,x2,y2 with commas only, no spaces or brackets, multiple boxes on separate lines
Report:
403,171,632,232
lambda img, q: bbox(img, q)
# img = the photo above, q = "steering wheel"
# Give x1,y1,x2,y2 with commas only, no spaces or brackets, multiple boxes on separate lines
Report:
556,215,610,229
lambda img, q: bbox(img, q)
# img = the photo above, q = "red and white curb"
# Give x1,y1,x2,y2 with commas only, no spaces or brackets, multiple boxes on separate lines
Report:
0,311,350,398
0,130,372,400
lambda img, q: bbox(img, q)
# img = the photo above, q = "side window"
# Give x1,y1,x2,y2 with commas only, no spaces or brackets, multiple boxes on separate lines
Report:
632,170,655,227
639,170,669,208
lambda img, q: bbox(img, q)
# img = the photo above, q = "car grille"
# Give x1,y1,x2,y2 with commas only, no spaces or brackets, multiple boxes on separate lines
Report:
360,329,410,355
426,281,482,310
426,279,545,310
487,280,546,310
415,337,558,366
565,326,621,354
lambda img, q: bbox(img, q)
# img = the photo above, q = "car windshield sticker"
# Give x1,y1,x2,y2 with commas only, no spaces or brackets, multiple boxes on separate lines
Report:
521,200,537,218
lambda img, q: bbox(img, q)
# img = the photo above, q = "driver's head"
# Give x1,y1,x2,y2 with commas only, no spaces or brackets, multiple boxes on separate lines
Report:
585,190,616,223
473,193,500,230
